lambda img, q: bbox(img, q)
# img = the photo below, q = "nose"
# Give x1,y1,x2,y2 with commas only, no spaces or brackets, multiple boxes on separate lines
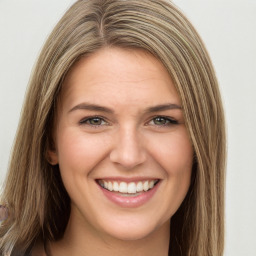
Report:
109,127,146,169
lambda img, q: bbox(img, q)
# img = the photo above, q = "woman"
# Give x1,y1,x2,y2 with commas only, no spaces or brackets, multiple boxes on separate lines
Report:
0,0,226,255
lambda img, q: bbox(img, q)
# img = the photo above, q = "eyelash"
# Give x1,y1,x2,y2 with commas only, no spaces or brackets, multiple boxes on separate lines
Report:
147,116,178,127
79,116,108,127
79,115,178,128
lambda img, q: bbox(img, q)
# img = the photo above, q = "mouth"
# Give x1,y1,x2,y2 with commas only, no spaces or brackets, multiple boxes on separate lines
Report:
96,178,160,207
97,179,159,196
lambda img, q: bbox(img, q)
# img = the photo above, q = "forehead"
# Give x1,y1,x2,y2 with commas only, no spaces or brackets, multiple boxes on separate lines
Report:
59,47,180,110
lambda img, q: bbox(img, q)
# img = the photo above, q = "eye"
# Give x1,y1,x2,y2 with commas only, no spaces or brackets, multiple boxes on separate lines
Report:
148,116,178,126
79,116,108,126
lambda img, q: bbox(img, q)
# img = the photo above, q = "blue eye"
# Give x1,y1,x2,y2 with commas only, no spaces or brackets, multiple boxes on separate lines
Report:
80,117,108,126
149,116,178,126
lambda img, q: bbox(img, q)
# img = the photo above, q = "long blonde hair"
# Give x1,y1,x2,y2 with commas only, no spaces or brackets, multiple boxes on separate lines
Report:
0,0,226,255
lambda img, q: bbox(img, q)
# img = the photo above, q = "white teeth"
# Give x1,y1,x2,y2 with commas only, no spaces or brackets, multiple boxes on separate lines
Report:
99,179,158,194
113,181,119,191
143,181,149,191
119,182,128,193
108,181,113,191
127,182,137,194
136,182,143,192
149,180,154,189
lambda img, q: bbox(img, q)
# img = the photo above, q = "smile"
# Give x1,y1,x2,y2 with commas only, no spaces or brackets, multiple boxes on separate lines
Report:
97,179,159,194
96,178,160,208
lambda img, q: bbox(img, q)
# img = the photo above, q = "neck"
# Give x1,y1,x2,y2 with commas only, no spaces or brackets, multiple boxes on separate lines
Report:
49,211,170,256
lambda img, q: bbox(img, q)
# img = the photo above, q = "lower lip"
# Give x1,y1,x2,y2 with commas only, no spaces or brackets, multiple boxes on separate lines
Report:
97,181,160,208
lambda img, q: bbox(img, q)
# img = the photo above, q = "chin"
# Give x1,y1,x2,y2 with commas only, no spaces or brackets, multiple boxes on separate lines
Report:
105,226,156,241
98,214,168,241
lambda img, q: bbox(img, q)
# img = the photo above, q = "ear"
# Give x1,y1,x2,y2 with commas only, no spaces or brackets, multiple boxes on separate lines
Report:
47,149,59,165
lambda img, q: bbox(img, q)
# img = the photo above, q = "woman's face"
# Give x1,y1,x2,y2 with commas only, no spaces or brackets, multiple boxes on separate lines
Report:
49,47,193,241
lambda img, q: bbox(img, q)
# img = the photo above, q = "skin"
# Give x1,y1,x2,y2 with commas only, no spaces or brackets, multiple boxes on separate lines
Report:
47,47,193,256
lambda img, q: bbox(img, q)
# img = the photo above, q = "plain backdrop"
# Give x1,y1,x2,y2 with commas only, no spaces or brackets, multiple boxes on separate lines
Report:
0,0,256,255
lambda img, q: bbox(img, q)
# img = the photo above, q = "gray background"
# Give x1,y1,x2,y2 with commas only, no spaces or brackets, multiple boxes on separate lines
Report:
0,0,256,255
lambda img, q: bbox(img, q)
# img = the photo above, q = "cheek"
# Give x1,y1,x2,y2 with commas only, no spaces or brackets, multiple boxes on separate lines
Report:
162,132,193,196
147,129,193,214
56,128,111,175
148,128,193,175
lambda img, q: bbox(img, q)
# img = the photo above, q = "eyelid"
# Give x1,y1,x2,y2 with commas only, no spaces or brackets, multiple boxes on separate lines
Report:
78,115,178,128
79,115,110,126
146,115,179,126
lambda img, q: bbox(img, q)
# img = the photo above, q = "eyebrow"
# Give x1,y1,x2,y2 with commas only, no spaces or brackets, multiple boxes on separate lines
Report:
144,103,182,113
68,102,182,114
69,103,114,114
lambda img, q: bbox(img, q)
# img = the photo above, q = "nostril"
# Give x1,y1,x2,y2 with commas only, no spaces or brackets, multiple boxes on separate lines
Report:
109,152,146,169
109,145,146,169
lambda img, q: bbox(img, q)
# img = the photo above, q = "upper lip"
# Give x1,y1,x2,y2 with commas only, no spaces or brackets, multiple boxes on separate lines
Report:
95,177,160,183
